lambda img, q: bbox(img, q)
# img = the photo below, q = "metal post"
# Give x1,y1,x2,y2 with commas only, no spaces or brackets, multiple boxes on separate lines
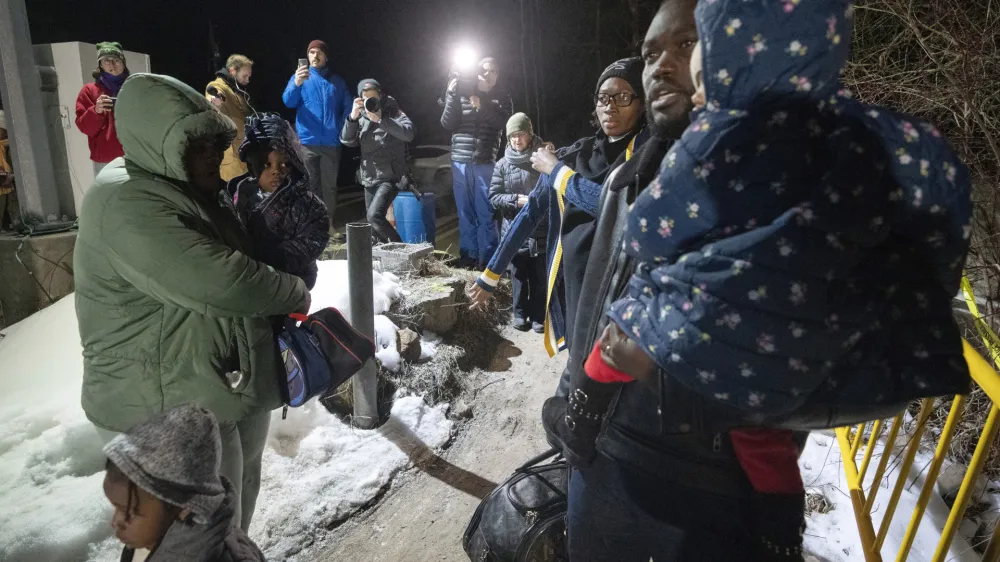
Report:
347,222,380,429
0,0,65,228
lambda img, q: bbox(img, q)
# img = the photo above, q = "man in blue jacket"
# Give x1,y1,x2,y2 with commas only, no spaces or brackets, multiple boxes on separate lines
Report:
282,40,353,225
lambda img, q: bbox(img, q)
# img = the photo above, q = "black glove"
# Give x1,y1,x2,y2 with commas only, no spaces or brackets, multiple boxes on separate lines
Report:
750,491,806,562
541,379,621,468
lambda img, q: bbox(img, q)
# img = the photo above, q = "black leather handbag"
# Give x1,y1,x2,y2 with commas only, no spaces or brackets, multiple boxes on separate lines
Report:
463,449,569,562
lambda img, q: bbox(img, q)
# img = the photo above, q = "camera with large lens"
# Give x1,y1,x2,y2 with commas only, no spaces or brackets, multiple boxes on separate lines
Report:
364,96,381,113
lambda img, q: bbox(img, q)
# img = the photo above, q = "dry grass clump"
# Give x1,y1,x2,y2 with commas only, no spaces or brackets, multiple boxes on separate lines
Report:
415,254,515,371
847,0,1000,300
845,0,1000,475
322,252,515,417
388,344,465,406
805,491,835,516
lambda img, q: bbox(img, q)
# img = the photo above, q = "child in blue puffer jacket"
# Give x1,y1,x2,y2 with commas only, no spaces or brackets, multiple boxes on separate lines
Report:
577,0,972,559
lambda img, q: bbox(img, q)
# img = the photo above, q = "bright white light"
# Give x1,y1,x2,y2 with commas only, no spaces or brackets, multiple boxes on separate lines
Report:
452,45,478,72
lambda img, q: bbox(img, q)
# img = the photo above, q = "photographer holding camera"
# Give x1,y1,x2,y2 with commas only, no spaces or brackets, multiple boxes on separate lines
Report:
340,79,415,243
440,57,510,269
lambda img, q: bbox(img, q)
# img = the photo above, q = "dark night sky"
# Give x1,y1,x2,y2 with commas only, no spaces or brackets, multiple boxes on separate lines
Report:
25,0,657,171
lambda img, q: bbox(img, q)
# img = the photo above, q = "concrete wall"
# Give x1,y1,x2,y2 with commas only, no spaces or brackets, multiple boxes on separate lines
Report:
32,42,150,216
0,231,76,329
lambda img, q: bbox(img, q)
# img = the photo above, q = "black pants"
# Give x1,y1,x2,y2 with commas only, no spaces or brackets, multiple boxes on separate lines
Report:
303,145,341,219
568,454,756,561
364,182,402,244
510,251,546,323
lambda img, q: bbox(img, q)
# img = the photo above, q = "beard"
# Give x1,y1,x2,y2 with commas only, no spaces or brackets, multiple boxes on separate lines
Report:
646,98,693,141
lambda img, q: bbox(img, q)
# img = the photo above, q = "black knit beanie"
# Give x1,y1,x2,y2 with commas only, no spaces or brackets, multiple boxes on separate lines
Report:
595,57,645,101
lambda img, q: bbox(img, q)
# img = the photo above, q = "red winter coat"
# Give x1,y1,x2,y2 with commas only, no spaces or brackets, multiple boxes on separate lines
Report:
75,82,124,163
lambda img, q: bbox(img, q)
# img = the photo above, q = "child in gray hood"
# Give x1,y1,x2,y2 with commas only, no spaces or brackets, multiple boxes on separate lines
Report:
102,405,267,562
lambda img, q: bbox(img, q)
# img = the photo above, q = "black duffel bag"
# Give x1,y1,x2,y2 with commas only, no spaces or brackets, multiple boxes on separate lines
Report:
463,449,569,562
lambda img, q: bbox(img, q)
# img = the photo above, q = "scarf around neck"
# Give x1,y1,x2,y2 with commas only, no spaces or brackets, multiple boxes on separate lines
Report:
505,135,544,167
99,70,130,96
607,133,673,195
556,128,639,186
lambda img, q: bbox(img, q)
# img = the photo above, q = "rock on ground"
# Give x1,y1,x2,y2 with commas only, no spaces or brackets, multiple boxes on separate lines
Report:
316,326,562,561
397,328,422,363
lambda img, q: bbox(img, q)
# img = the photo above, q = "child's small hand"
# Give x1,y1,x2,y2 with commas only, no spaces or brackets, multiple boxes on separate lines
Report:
598,323,656,382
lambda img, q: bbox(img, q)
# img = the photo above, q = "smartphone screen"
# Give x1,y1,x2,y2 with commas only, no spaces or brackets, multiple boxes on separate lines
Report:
298,58,308,69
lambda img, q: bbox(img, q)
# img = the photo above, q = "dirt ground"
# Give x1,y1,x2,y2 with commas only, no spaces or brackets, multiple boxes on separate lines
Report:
318,326,563,561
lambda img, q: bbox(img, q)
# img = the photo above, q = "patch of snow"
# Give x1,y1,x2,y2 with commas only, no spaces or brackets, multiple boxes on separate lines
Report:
0,261,447,562
0,297,111,562
311,259,404,373
801,432,981,562
310,260,402,322
250,396,451,559
419,331,441,361
374,315,402,373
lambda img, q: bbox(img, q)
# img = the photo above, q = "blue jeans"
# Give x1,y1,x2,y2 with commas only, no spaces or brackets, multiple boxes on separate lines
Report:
567,454,755,562
451,161,498,265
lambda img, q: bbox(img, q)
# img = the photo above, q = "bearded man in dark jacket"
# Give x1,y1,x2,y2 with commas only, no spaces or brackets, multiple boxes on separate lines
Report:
542,1,780,560
440,57,511,268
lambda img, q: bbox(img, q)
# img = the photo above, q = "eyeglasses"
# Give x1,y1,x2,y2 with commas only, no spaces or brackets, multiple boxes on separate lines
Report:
594,92,638,108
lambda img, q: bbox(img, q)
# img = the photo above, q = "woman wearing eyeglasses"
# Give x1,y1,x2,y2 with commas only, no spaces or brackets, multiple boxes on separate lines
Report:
469,57,648,365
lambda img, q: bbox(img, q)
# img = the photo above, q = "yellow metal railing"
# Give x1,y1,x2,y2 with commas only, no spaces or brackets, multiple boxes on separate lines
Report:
837,277,1000,561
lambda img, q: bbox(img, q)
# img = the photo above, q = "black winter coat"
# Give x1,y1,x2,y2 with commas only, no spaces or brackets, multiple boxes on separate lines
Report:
489,136,547,250
556,137,752,501
340,96,415,187
230,175,330,289
440,89,510,164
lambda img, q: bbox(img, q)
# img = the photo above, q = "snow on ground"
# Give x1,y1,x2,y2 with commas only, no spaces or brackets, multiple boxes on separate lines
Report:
373,315,403,373
312,259,407,373
802,431,981,562
0,260,452,562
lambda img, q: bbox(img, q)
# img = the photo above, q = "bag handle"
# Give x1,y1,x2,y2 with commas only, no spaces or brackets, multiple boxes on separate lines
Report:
505,463,568,514
516,448,560,471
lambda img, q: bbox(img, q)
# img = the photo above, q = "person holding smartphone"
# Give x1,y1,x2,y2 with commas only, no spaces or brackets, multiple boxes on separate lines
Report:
282,40,353,234
75,41,128,172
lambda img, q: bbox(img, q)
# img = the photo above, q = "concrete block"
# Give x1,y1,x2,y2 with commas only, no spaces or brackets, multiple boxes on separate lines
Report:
386,277,463,335
0,231,76,328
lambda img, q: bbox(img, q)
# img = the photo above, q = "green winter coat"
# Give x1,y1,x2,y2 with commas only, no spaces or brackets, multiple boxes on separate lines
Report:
75,73,308,432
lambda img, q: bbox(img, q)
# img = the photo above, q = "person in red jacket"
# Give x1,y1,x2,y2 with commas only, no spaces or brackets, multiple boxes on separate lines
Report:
75,42,128,169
